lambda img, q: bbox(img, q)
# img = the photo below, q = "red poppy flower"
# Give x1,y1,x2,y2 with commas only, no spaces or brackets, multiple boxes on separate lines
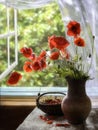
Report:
40,59,47,69
39,50,46,59
29,53,36,61
32,59,46,71
32,60,41,71
74,37,85,47
20,47,33,58
67,21,81,37
48,35,56,49
7,71,22,85
23,61,33,72
48,36,70,50
50,51,60,60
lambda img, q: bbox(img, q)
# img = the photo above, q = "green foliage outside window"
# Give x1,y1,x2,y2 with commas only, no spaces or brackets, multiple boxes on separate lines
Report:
0,2,67,87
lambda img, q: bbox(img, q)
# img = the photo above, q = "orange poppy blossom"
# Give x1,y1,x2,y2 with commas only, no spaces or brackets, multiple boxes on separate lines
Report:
48,35,56,49
7,71,22,85
32,60,42,71
50,51,60,60
74,37,85,47
23,61,33,72
22,49,46,72
22,49,47,71
20,47,33,58
29,53,36,61
48,35,70,50
32,51,47,71
67,20,81,38
32,57,46,71
39,50,47,59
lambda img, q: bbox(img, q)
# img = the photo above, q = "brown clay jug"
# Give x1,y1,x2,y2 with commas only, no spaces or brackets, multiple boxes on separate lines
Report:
61,77,91,125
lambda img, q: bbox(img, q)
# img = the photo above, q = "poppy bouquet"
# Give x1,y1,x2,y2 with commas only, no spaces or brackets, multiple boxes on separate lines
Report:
7,20,93,85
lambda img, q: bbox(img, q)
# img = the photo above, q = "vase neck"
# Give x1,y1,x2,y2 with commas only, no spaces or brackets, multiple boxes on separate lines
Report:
66,78,87,97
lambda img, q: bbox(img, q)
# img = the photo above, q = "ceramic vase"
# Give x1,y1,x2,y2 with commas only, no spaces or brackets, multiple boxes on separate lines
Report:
61,77,91,125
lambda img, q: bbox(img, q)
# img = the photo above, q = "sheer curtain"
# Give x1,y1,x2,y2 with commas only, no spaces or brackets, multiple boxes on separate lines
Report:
57,0,98,86
57,0,93,69
0,0,54,9
81,0,98,86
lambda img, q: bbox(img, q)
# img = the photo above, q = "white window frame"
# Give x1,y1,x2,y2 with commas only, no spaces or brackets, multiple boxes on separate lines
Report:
0,6,18,80
0,86,98,108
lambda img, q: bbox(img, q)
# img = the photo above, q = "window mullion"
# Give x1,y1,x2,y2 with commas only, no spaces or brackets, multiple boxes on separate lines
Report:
7,7,10,67
14,9,18,64
0,31,15,38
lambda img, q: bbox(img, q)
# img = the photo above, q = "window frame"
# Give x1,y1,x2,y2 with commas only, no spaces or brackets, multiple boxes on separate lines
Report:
0,86,98,108
0,6,18,80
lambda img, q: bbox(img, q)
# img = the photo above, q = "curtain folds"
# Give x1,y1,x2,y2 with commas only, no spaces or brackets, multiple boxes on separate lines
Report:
58,0,98,84
58,0,94,72
0,0,54,9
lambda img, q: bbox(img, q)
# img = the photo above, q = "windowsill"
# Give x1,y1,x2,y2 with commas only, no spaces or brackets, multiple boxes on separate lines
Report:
0,87,67,106
0,86,98,107
0,96,37,106
0,87,67,96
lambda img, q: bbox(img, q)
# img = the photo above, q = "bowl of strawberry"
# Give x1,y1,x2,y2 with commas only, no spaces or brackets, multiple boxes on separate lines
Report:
36,92,66,115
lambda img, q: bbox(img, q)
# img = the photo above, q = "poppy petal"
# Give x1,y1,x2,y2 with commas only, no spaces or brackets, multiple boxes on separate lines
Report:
23,61,33,72
20,47,33,58
50,51,60,60
48,35,56,49
48,36,70,50
39,50,46,58
74,37,85,47
7,72,22,85
67,21,81,37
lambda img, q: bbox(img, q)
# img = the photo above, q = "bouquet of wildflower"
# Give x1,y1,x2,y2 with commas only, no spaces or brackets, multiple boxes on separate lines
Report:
7,20,94,85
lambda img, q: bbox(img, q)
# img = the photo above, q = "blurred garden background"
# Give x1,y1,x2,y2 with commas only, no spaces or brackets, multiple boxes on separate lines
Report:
0,2,68,87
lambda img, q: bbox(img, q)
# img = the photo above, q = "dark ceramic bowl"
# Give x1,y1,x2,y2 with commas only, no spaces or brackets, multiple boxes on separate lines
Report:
36,92,66,115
